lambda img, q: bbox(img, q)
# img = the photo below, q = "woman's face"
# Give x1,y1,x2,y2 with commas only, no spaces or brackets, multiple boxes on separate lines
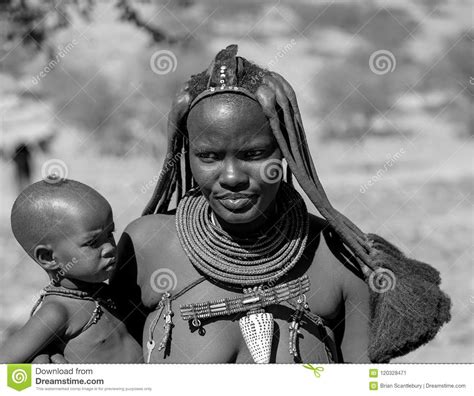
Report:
187,93,282,229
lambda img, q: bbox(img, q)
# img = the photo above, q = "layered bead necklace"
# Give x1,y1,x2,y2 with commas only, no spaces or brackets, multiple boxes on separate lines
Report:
175,181,309,287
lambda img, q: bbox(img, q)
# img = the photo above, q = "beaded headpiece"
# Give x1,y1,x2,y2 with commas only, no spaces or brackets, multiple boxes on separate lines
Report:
188,48,258,109
142,44,451,363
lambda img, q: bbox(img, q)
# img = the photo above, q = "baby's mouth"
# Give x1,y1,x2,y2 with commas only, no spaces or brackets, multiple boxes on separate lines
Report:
103,257,116,271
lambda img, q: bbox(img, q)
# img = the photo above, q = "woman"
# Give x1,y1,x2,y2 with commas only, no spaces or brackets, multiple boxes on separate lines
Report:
110,45,450,364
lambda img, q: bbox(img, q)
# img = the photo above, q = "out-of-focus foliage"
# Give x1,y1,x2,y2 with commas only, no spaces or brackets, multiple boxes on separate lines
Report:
1,0,204,155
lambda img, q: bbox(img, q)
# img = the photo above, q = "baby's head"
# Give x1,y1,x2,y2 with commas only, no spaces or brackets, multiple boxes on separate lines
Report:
11,178,117,284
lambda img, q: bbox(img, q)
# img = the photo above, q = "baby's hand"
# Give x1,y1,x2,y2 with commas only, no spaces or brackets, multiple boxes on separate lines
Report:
31,353,68,363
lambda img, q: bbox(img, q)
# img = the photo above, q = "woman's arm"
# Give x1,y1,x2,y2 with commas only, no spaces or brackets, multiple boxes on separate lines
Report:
339,270,371,363
322,226,371,363
0,302,68,363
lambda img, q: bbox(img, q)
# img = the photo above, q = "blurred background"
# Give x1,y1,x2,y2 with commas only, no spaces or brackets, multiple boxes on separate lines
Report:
0,0,472,362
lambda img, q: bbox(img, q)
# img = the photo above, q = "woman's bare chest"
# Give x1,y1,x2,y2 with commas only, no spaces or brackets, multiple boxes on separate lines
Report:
138,223,342,363
143,268,341,363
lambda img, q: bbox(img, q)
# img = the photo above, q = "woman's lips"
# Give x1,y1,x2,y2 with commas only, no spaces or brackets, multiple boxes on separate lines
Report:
217,195,257,211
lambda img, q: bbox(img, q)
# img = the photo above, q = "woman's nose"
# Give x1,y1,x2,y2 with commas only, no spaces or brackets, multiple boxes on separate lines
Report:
219,158,249,190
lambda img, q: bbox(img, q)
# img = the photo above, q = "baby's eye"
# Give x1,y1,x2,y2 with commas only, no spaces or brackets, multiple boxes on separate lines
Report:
83,239,97,247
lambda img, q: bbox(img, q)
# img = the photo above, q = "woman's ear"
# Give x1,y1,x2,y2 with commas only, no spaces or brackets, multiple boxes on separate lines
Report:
34,245,59,271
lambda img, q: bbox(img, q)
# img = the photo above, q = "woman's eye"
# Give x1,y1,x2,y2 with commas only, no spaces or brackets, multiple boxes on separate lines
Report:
245,150,265,159
197,152,218,161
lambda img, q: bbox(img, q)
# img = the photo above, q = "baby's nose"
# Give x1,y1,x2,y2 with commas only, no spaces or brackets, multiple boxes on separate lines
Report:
101,243,116,258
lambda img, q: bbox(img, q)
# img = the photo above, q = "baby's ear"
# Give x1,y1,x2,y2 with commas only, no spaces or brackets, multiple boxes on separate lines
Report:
34,245,59,271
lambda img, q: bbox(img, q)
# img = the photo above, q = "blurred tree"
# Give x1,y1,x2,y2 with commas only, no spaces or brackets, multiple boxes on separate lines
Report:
0,0,181,57
0,0,198,155
117,0,182,44
420,29,473,137
0,0,89,55
444,30,473,137
315,49,415,140
295,2,417,51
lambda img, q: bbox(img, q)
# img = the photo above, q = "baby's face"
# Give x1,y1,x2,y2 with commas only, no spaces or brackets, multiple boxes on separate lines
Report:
53,199,117,283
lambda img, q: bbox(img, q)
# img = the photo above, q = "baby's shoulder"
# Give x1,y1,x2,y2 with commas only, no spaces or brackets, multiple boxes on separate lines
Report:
34,298,70,323
40,296,97,337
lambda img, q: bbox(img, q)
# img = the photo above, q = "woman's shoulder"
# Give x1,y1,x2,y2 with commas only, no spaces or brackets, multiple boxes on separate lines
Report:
125,213,177,242
304,213,369,321
307,212,365,288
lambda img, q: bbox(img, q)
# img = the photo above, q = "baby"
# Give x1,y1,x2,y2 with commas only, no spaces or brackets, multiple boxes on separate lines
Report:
0,177,143,363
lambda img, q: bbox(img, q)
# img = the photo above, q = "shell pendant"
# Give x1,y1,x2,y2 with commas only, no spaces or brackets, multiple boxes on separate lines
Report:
239,311,274,363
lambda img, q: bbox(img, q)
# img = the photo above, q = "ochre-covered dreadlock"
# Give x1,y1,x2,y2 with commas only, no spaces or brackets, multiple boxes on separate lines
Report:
142,45,451,362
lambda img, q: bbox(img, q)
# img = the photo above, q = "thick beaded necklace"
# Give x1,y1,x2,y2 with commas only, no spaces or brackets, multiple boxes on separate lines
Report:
175,181,310,286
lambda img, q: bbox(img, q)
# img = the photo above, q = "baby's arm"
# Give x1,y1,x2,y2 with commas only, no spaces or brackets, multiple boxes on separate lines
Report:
0,301,68,363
